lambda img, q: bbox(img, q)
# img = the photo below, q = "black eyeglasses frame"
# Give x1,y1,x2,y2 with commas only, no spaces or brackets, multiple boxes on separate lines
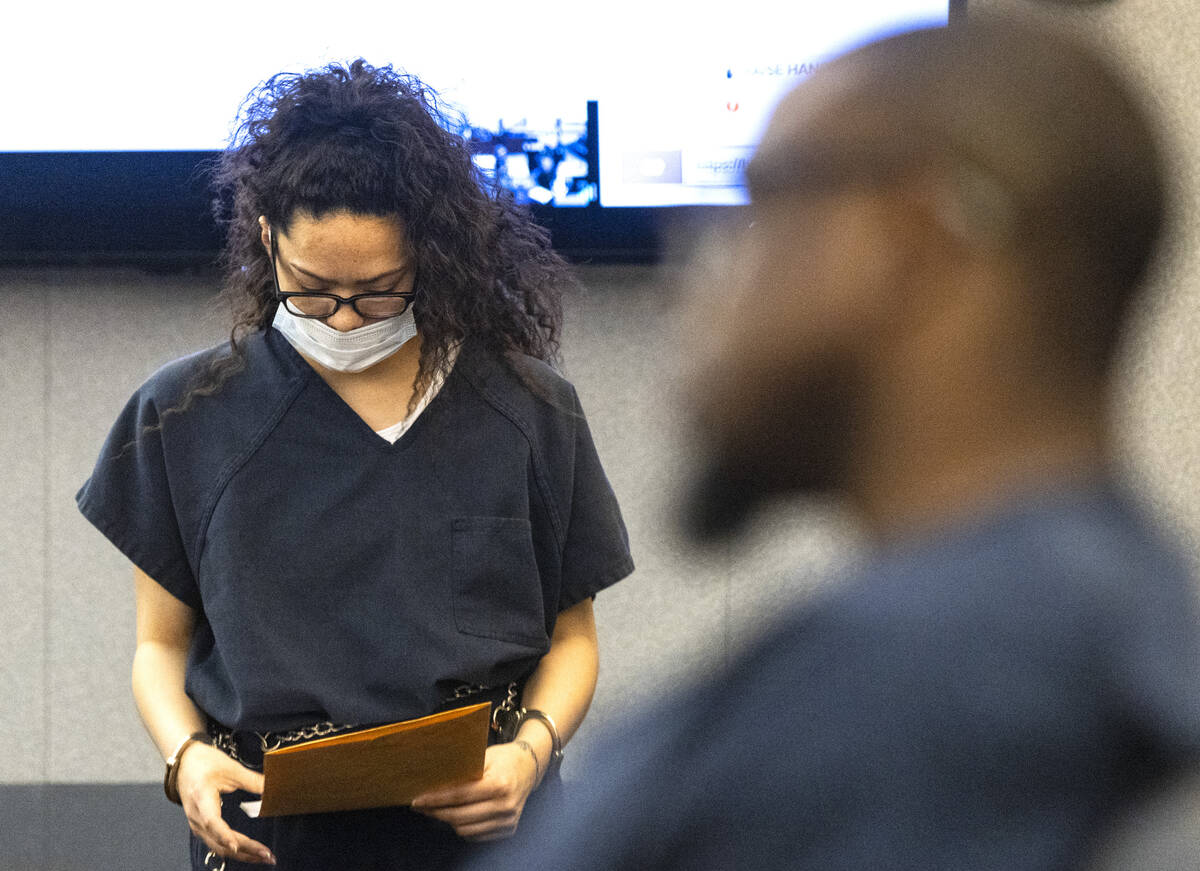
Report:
268,227,418,320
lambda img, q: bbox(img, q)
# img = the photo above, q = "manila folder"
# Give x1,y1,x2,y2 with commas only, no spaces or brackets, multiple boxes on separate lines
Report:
251,701,491,817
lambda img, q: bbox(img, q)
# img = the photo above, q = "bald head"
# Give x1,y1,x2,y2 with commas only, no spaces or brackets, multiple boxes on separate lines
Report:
749,16,1165,372
684,15,1168,540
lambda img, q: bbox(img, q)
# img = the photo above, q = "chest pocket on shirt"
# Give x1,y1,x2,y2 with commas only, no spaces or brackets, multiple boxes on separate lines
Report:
452,516,548,648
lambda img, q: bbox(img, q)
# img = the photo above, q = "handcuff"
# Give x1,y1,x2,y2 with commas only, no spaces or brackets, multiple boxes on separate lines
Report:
492,698,564,776
164,731,213,805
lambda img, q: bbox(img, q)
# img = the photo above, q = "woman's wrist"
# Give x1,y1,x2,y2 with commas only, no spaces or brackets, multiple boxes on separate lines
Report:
515,719,554,768
512,738,544,786
163,731,212,804
517,709,563,771
514,708,565,784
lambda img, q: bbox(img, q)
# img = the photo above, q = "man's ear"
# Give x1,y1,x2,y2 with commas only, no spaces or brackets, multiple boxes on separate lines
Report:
258,215,271,252
887,169,1028,366
855,173,971,342
888,170,982,291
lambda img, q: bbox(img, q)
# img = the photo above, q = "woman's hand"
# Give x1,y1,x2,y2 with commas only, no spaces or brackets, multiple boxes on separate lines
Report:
176,743,276,865
410,741,540,841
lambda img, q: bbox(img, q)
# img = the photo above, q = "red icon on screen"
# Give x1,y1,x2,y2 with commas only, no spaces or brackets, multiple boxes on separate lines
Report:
726,101,740,112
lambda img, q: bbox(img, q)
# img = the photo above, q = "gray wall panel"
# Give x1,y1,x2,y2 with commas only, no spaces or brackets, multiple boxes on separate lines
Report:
559,267,733,756
44,275,228,781
0,277,50,781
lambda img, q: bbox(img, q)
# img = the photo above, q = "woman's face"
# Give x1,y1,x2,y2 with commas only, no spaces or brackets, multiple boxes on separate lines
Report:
260,211,415,332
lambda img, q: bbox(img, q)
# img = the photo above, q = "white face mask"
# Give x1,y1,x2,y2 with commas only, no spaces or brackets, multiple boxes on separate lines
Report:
271,303,418,373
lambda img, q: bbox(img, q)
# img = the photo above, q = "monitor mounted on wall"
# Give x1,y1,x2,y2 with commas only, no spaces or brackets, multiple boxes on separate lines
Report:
0,0,964,265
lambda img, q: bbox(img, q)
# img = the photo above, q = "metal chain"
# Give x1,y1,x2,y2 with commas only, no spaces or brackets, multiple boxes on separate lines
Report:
208,720,356,764
208,681,519,764
255,720,356,753
452,683,490,700
451,680,520,736
207,728,242,764
491,682,521,740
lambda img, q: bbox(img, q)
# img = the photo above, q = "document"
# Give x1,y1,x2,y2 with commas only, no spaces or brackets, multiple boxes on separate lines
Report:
240,701,491,818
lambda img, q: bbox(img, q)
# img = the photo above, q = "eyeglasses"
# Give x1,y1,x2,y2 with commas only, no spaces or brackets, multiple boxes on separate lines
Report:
269,228,417,319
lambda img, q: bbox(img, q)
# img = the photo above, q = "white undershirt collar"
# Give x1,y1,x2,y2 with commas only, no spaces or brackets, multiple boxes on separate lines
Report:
373,344,461,444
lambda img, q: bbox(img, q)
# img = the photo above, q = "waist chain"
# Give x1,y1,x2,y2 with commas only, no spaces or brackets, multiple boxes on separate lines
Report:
207,681,521,768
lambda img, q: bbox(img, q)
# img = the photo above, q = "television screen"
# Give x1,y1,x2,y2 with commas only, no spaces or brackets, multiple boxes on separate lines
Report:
1,0,959,261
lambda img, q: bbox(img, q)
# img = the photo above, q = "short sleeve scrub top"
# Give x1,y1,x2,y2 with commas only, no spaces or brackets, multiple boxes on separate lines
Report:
76,326,634,870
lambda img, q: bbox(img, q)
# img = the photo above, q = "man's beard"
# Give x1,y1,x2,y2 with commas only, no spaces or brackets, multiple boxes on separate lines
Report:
681,365,854,543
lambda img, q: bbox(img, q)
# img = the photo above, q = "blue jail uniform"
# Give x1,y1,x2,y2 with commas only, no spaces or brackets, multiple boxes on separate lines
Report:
77,327,633,869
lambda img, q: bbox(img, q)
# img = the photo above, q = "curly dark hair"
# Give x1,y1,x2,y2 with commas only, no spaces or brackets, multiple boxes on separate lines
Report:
186,58,570,412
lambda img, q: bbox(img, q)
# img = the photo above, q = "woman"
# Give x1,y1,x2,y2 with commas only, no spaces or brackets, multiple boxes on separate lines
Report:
76,60,633,870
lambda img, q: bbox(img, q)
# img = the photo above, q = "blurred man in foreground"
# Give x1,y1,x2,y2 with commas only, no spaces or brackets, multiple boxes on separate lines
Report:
494,14,1200,871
